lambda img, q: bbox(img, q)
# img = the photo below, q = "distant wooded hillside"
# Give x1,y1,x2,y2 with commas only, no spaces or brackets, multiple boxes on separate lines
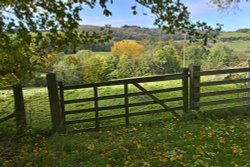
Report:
63,25,250,53
79,25,184,41
235,28,250,33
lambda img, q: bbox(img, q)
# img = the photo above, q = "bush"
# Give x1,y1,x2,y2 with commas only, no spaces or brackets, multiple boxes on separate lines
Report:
186,44,207,66
81,55,109,83
204,43,240,70
152,44,181,74
29,74,47,87
53,51,113,84
75,50,92,60
53,61,83,85
109,41,147,78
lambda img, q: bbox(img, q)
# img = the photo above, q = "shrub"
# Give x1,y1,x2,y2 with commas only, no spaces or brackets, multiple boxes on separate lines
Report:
41,53,57,72
53,61,83,85
152,44,181,74
204,43,240,70
110,41,147,78
81,55,109,83
186,44,207,66
29,74,47,87
75,50,92,60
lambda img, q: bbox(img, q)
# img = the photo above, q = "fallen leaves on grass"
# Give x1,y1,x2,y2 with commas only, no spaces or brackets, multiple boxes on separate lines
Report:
231,144,244,156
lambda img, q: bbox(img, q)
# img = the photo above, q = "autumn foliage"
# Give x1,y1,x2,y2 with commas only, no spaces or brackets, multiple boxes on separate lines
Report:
41,53,57,72
111,41,145,59
110,41,147,78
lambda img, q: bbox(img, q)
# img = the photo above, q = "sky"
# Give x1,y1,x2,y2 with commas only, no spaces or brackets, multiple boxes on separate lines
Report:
80,0,250,31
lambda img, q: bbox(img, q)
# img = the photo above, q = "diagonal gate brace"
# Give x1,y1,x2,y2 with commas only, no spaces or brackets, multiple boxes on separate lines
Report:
133,83,180,118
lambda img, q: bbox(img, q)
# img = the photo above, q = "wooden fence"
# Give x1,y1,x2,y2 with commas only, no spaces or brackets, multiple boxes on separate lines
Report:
2,65,250,134
0,85,26,134
46,63,250,133
190,65,250,112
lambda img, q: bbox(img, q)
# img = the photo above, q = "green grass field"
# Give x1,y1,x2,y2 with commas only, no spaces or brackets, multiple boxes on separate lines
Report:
1,76,250,166
94,52,112,56
58,51,112,61
224,40,250,53
217,32,250,54
219,32,248,38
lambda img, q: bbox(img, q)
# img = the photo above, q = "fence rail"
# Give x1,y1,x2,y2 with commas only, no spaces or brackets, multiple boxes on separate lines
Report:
0,86,13,90
0,113,15,124
198,67,250,76
62,73,187,90
199,78,250,87
194,88,250,98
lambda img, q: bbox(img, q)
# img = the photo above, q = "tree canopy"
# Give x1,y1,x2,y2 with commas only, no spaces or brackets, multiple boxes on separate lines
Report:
0,0,224,51
210,0,246,10
1,0,246,49
0,0,246,85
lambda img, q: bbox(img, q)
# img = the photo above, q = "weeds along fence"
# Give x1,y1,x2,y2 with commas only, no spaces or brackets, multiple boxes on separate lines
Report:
0,85,26,134
47,69,189,133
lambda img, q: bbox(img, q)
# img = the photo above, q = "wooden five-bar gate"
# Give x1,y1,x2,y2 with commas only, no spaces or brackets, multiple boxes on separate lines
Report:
47,68,189,133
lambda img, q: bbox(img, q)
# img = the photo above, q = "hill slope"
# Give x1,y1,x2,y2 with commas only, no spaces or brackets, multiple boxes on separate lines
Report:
79,25,184,41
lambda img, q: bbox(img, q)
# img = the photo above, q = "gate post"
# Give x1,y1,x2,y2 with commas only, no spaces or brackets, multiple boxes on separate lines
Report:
182,68,189,113
190,65,201,111
58,81,66,133
13,84,26,134
46,73,64,133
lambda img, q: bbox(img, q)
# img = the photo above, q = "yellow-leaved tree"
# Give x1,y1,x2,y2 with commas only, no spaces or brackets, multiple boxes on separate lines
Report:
111,41,145,78
111,41,145,59
0,45,39,86
41,53,57,72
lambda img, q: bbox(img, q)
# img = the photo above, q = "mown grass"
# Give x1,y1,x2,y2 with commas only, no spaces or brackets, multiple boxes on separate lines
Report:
1,76,250,166
218,32,248,38
217,32,250,54
94,52,112,56
225,40,250,53
59,51,112,61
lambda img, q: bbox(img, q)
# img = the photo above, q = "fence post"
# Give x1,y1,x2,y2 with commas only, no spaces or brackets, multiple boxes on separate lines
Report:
93,85,100,130
190,65,201,111
46,73,63,133
13,84,26,134
182,68,189,113
58,81,66,133
247,59,250,105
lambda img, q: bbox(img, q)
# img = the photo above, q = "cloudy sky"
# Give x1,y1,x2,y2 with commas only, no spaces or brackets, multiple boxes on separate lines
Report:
80,0,250,31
